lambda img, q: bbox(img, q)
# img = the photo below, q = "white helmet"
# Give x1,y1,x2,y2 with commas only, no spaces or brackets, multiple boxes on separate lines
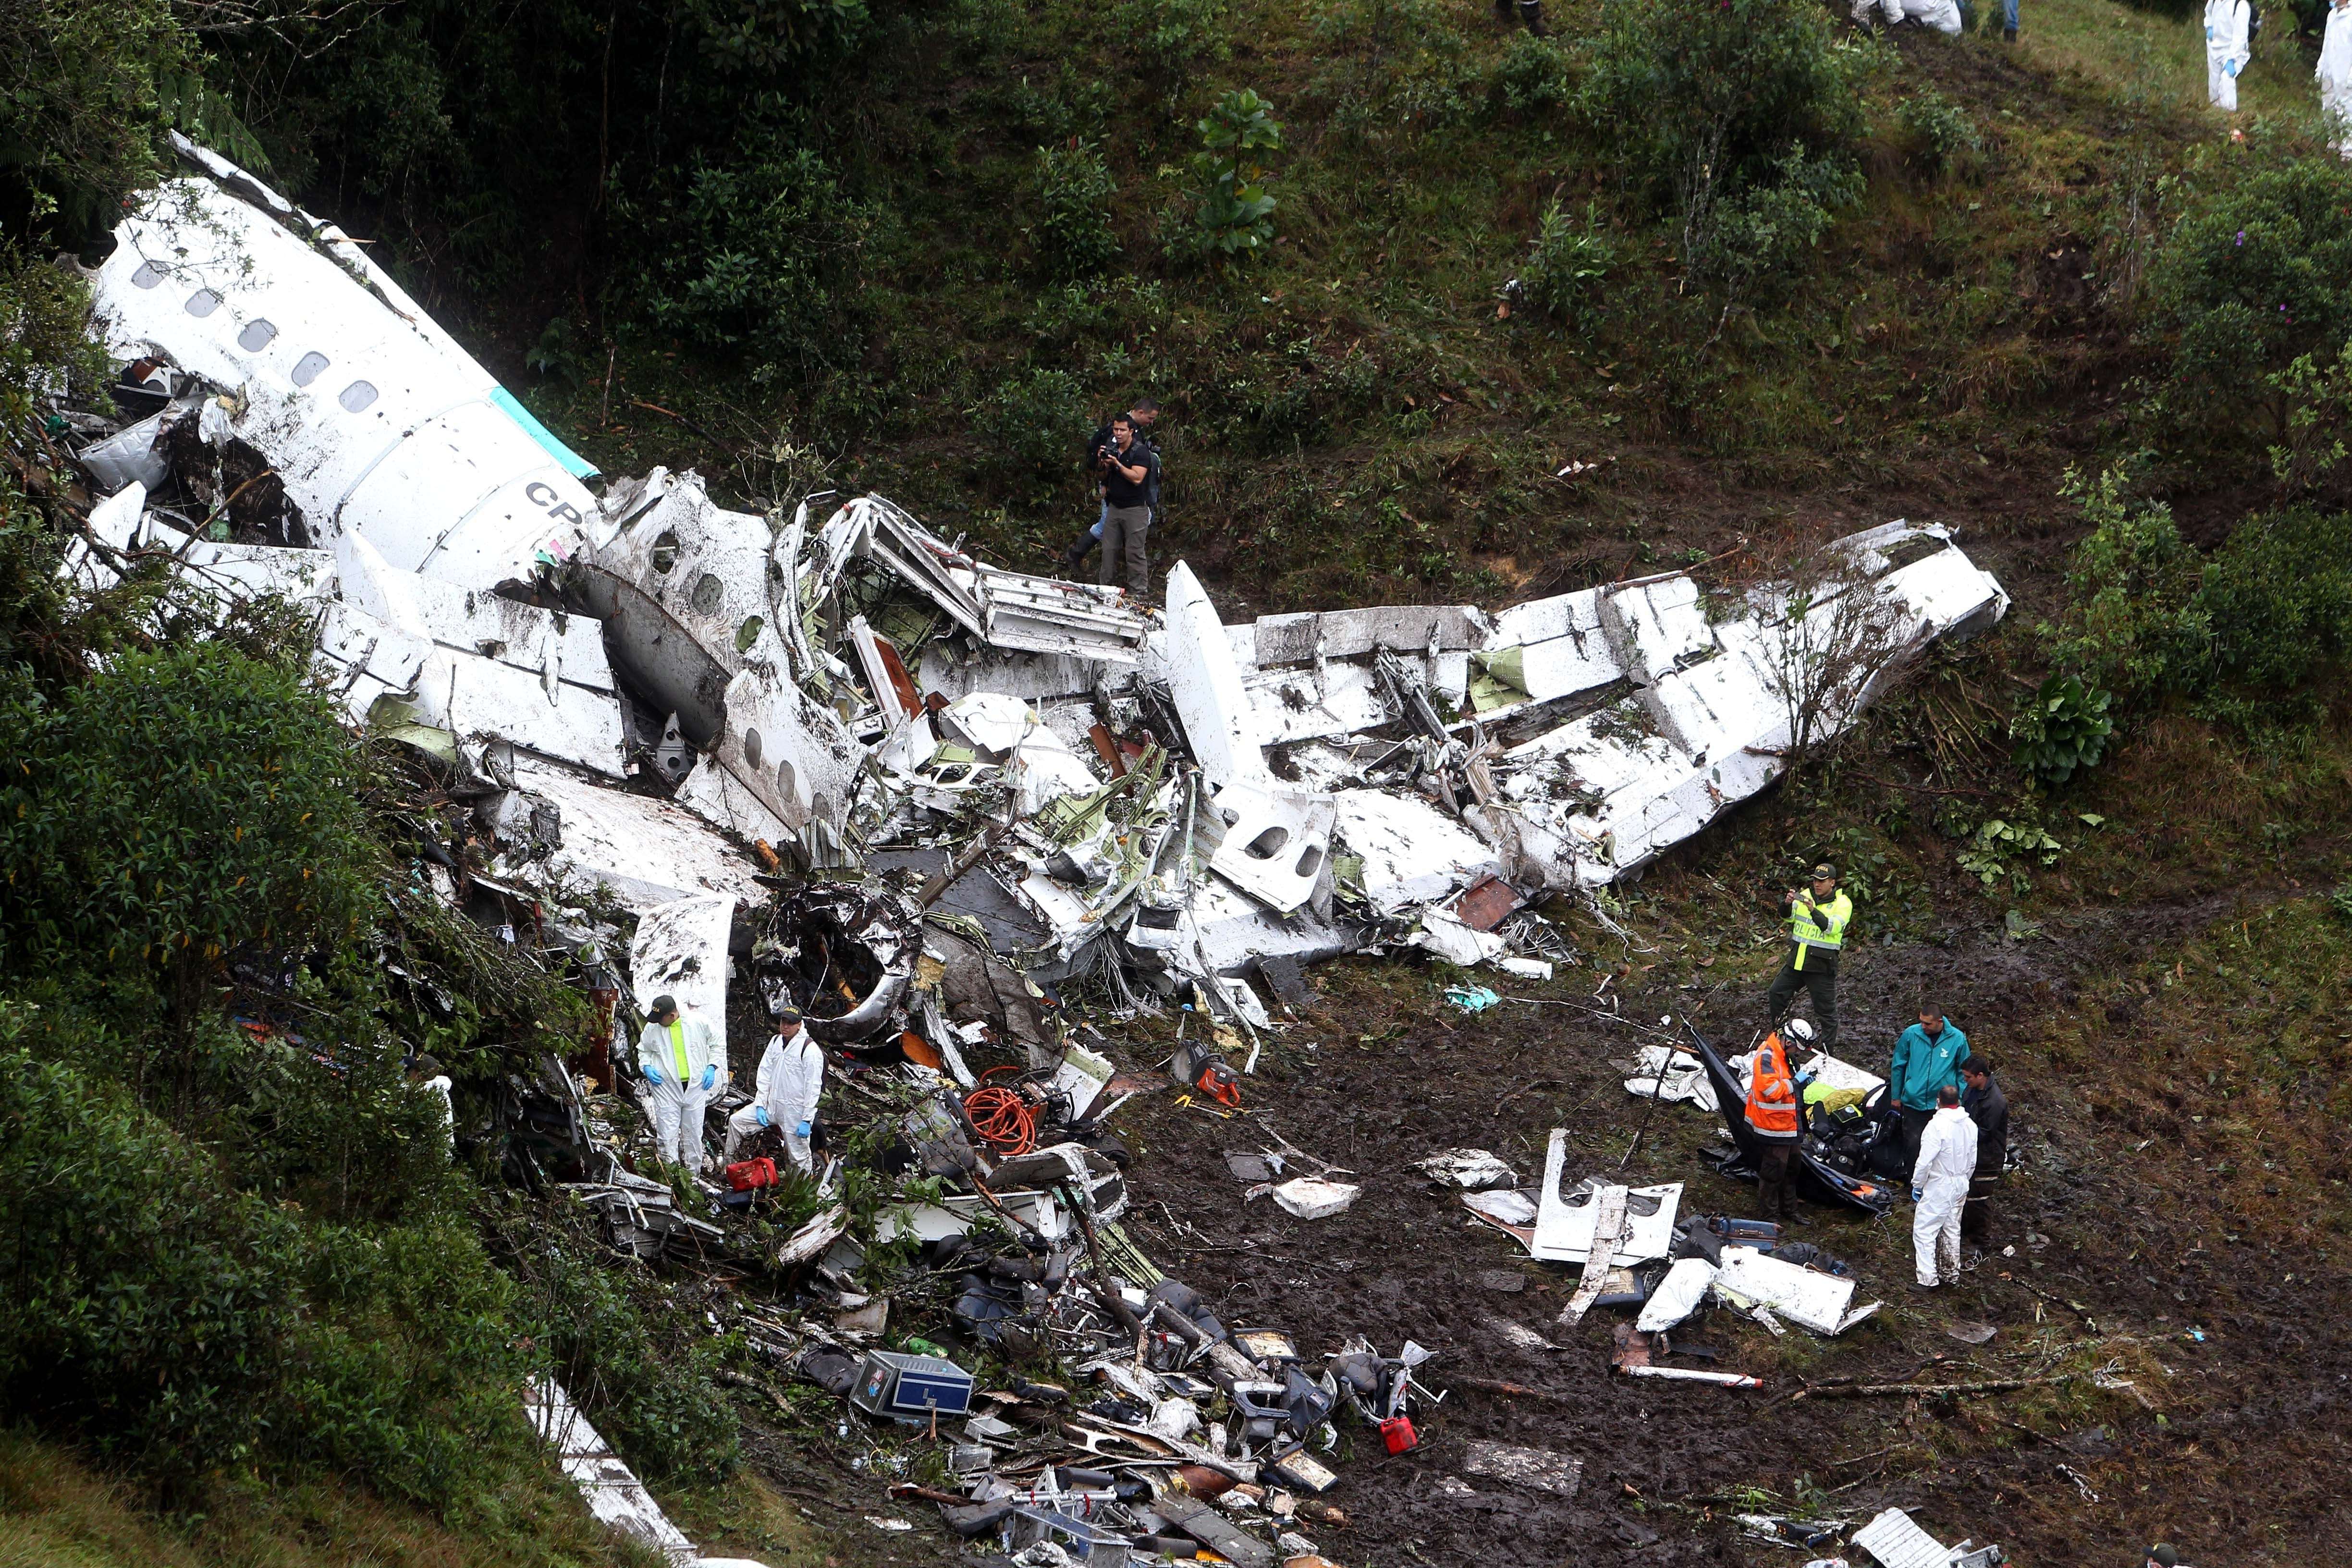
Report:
1781,1018,1817,1044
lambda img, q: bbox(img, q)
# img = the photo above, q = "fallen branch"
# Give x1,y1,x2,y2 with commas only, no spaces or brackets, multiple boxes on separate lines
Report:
1792,1373,2075,1402
1456,1375,1574,1404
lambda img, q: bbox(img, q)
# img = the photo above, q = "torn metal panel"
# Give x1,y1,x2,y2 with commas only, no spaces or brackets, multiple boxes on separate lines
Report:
66,479,338,619
504,757,763,910
1206,782,1336,917
93,154,605,592
1597,574,1717,686
1249,605,1490,666
629,894,737,1058
1151,561,1267,790
1713,1246,1879,1336
673,664,866,841
1330,790,1503,915
847,614,921,726
573,468,787,744
525,1378,698,1566
824,496,1149,663
1849,1507,1964,1568
311,602,431,725
338,534,626,774
1460,1441,1582,1498
1529,1131,1681,1264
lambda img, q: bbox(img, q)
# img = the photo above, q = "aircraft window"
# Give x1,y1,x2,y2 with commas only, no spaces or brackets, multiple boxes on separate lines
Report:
185,290,221,317
291,352,330,387
238,319,277,352
337,380,378,413
131,262,164,289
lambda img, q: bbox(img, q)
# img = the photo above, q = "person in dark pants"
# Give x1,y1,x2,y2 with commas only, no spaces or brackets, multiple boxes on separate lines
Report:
1960,1055,2008,1241
1890,1004,1971,1174
1746,1021,1813,1225
1062,399,1161,576
1096,415,1158,596
1763,862,1851,1051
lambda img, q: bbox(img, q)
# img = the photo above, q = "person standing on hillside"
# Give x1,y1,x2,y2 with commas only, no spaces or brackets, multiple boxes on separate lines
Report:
634,994,723,1172
1745,1021,1812,1225
725,1006,826,1174
1096,413,1159,598
1960,1055,2008,1241
1062,399,1162,576
2206,0,2253,109
1763,862,1850,1052
1910,1084,1978,1291
2320,0,2352,156
1890,1004,1971,1172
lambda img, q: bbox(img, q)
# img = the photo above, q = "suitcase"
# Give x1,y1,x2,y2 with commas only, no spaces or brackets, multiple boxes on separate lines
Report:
848,1349,974,1422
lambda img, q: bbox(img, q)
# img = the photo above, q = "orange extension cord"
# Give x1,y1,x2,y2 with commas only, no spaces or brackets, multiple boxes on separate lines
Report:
962,1084,1038,1156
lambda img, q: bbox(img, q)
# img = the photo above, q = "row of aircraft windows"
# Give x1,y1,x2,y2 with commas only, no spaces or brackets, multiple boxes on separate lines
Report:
130,261,378,414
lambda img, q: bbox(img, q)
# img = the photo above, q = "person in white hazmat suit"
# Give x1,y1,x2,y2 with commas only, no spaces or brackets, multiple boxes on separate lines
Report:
724,1006,826,1173
2321,0,2352,158
1850,0,1961,34
1910,1083,1979,1288
634,994,724,1170
2206,0,2252,110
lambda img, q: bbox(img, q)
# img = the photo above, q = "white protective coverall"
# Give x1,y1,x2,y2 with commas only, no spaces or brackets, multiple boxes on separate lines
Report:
635,1015,723,1168
2206,0,2252,110
2321,0,2352,157
1850,0,1961,33
1911,1103,1980,1286
725,1027,826,1172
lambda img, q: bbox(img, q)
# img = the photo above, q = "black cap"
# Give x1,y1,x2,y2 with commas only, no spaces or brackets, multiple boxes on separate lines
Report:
1811,862,1838,880
2148,1548,2180,1568
649,994,678,1019
774,1005,803,1026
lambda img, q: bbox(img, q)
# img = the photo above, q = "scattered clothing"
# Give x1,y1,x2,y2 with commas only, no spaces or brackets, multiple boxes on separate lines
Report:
1911,1104,1978,1286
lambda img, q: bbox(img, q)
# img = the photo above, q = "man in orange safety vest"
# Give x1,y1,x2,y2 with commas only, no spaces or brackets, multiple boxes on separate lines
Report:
1746,1018,1813,1225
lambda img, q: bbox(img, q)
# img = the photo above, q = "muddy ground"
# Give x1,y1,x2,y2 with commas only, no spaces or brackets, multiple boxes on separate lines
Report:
1072,894,2345,1567
736,878,2350,1568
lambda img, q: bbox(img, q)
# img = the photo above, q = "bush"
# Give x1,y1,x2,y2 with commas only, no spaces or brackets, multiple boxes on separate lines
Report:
2046,465,2352,727
1168,88,1284,265
2010,673,2115,786
1030,141,1121,281
1520,199,1617,331
0,646,379,1017
1,0,189,244
1579,0,1865,287
1492,31,1575,120
977,368,1092,486
642,149,868,382
1114,0,1231,97
1897,89,1980,177
2141,155,2352,454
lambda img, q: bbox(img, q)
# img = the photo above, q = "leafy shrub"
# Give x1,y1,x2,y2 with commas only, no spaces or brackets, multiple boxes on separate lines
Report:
1114,0,1231,97
1579,0,1865,295
2010,673,2116,786
0,646,378,1016
1686,145,1862,297
2046,466,2352,728
2042,464,2206,702
1520,199,1617,330
1492,31,1575,120
1897,89,1981,176
2141,156,2352,453
1308,0,1478,133
977,368,1092,485
642,149,868,382
1030,141,1121,281
1,0,189,243
1170,89,1284,264
1956,817,2064,894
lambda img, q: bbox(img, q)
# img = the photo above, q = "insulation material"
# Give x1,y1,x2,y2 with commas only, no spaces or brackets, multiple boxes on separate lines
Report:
1634,1259,1720,1333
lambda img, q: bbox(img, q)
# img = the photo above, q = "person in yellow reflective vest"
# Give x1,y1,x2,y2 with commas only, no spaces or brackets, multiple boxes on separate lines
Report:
633,993,723,1171
1764,862,1851,1052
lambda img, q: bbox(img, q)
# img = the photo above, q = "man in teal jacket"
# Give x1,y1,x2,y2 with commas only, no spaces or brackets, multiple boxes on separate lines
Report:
1890,1005,1970,1175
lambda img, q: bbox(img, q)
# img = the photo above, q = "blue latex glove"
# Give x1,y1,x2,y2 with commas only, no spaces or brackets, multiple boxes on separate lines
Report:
700,1065,717,1090
643,1061,662,1087
1909,1184,1922,1203
754,1106,771,1128
795,1120,813,1139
